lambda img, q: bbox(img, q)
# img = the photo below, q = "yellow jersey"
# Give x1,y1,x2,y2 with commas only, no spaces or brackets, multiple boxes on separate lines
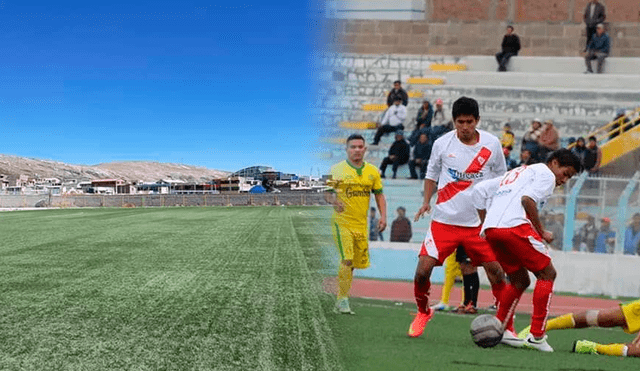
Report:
328,160,383,228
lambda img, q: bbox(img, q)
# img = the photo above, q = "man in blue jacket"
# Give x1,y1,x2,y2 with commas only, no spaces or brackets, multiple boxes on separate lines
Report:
624,213,640,256
585,24,610,74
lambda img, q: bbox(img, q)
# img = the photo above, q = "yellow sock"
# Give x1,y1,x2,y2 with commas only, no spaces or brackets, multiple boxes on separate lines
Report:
545,313,576,331
337,264,353,300
441,254,460,305
596,343,628,357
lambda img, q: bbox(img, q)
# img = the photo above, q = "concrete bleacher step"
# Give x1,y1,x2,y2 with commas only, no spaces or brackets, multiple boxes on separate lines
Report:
462,56,640,75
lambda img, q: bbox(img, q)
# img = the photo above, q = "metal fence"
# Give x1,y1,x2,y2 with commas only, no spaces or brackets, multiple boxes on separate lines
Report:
0,193,329,209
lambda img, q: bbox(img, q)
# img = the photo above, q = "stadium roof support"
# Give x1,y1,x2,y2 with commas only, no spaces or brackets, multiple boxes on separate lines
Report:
615,171,640,254
563,171,589,251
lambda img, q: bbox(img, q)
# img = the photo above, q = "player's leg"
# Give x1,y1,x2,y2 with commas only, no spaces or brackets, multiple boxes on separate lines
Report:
574,338,639,357
456,246,479,314
332,223,356,314
432,253,460,311
529,262,556,338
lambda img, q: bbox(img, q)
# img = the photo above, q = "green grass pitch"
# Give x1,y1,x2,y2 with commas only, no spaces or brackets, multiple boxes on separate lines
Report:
0,207,636,370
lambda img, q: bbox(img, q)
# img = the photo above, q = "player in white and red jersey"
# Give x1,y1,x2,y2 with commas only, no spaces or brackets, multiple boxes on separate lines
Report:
408,96,509,338
473,149,581,352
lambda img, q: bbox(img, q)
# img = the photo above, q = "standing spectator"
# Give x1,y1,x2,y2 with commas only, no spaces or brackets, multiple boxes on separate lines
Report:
432,98,447,126
416,100,434,129
503,146,518,171
583,0,606,52
501,123,515,148
522,119,543,161
390,207,412,242
372,97,407,145
575,215,598,252
387,80,408,107
571,137,587,169
409,132,431,179
537,120,560,162
595,217,615,254
518,149,535,167
585,24,610,74
547,214,564,250
584,136,602,174
495,25,521,72
379,131,410,179
624,213,640,255
369,207,384,241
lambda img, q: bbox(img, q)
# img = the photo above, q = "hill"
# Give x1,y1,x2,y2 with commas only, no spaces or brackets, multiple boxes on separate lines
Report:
0,154,230,184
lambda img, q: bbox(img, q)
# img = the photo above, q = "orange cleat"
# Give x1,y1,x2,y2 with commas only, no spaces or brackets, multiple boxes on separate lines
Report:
408,309,434,338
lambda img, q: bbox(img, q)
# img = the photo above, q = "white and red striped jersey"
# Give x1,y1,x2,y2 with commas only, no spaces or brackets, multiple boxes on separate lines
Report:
474,164,556,233
425,129,507,227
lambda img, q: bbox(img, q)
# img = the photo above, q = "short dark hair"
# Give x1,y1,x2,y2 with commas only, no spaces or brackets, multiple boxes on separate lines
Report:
346,134,365,145
633,212,640,218
547,148,582,173
588,136,597,142
397,206,406,212
393,80,401,85
507,25,514,31
452,96,480,120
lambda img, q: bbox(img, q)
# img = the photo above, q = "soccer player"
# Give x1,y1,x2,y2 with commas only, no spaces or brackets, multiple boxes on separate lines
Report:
408,96,508,338
473,149,581,352
518,300,640,357
325,133,387,315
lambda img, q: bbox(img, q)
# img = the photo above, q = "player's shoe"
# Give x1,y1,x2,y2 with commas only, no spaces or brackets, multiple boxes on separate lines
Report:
572,340,598,355
486,304,498,312
431,302,450,311
523,334,554,352
500,329,525,348
333,298,355,315
455,303,477,314
408,309,434,338
517,325,531,339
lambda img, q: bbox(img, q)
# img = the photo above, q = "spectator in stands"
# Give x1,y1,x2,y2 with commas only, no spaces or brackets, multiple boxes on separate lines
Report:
537,120,560,161
495,25,521,72
379,130,410,179
372,97,407,145
522,118,543,160
595,217,615,254
369,207,384,241
583,1,606,52
387,80,408,107
432,98,447,126
501,123,515,148
547,214,564,250
409,132,431,179
585,24,610,74
416,100,433,129
518,148,535,167
575,215,598,252
390,206,412,242
624,213,640,255
503,146,518,171
609,109,631,139
584,136,602,174
571,137,587,168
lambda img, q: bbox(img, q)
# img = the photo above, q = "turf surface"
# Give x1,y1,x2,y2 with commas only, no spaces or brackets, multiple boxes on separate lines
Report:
0,207,636,370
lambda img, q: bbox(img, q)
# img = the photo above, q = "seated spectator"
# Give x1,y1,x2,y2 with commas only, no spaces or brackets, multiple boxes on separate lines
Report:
574,215,597,252
416,100,433,129
547,214,564,250
432,98,447,126
379,131,410,179
571,137,587,169
503,146,518,171
518,149,536,167
387,80,408,107
495,25,521,72
409,132,431,179
583,136,602,174
521,119,543,160
624,213,640,255
595,217,615,253
369,207,383,241
372,97,407,145
537,120,560,162
390,207,412,242
501,123,515,148
584,24,610,74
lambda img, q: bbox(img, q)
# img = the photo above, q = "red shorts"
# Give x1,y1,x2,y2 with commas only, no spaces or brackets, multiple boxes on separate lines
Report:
484,224,551,275
419,220,497,266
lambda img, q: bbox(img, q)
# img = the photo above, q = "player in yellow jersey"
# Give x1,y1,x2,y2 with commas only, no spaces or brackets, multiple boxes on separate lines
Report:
518,299,640,357
325,134,387,314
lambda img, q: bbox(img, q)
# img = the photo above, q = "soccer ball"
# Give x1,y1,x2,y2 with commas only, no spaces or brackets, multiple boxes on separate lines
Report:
470,314,504,348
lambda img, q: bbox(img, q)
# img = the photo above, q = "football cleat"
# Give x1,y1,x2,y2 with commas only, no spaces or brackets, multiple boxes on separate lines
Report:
408,309,434,338
572,340,598,355
500,329,525,348
523,334,554,352
455,303,477,314
517,325,531,339
333,298,355,315
431,302,450,311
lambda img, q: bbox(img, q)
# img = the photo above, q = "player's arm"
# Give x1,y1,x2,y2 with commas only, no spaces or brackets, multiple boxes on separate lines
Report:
521,196,552,243
374,192,387,233
323,189,344,213
473,177,501,223
415,179,437,222
415,139,442,222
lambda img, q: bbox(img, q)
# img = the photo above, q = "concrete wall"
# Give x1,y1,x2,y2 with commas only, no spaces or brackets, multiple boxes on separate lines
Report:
328,0,640,57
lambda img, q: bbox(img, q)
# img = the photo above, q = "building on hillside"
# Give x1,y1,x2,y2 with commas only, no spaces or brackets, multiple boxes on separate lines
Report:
90,179,125,194
232,166,273,178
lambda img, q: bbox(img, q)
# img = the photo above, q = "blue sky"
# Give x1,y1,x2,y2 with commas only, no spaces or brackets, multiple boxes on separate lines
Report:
0,1,327,176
